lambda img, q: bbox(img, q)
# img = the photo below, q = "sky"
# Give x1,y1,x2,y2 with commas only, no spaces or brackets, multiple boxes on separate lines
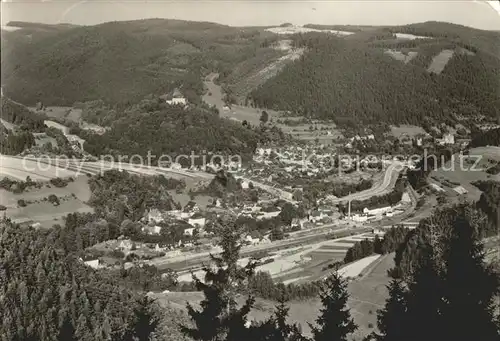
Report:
1,1,500,31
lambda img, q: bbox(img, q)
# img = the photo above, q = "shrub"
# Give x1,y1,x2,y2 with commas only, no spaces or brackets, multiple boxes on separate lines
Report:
17,199,27,207
50,177,69,188
48,194,60,206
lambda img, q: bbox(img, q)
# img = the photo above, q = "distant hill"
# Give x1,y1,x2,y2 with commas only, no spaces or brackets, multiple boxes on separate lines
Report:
248,22,500,128
1,19,278,106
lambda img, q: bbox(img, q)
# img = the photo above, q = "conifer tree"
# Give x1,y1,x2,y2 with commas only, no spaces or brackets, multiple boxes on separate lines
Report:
404,242,445,341
181,225,257,341
254,292,306,341
440,216,500,341
57,314,77,341
374,279,409,341
129,296,160,341
309,272,356,341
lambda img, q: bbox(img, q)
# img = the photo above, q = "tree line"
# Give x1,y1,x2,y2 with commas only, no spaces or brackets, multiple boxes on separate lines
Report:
343,226,411,264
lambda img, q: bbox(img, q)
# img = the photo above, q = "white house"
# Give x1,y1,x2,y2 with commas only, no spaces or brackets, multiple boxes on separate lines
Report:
245,235,260,245
291,218,308,229
184,227,196,236
84,259,101,269
443,133,455,145
119,240,133,251
256,210,281,221
143,225,162,235
241,180,250,189
166,98,187,105
148,209,164,224
363,206,392,216
188,217,206,228
351,214,368,223
166,88,187,106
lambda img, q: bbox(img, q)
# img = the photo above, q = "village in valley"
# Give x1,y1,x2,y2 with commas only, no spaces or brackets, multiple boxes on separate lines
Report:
1,11,500,341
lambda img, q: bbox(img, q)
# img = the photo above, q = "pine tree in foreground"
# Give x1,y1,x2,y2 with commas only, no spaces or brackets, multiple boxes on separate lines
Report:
254,292,306,341
402,242,445,341
309,272,357,341
181,226,257,341
373,279,409,341
127,295,160,341
440,215,500,341
375,207,500,341
57,314,77,341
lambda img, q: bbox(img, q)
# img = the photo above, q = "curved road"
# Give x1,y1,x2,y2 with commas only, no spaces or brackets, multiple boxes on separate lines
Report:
1,155,404,204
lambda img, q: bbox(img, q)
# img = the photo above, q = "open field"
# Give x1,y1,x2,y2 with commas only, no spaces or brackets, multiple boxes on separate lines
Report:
31,106,83,122
203,72,344,142
427,49,454,74
390,124,426,138
384,49,418,64
470,146,500,162
0,175,93,228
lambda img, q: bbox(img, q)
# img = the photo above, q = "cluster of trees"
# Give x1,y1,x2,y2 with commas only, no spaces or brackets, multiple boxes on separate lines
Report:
82,105,263,165
372,205,500,341
0,128,36,155
0,219,161,341
392,203,498,279
0,97,46,131
248,271,322,301
0,175,41,193
45,126,79,157
87,170,179,223
406,147,454,190
54,212,120,253
343,227,411,263
469,127,500,148
49,176,74,188
100,264,179,293
473,180,500,236
248,23,499,128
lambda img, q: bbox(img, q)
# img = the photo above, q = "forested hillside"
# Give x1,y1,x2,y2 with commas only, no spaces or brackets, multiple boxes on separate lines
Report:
1,19,278,106
79,100,272,163
469,127,500,147
0,220,145,340
249,22,500,128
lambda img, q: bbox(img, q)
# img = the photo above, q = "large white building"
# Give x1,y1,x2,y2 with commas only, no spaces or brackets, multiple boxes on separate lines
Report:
165,88,187,106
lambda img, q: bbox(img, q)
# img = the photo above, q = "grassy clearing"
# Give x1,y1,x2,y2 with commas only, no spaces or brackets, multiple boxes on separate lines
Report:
384,49,418,64
390,124,426,138
1,175,92,228
427,49,454,74
32,106,83,123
